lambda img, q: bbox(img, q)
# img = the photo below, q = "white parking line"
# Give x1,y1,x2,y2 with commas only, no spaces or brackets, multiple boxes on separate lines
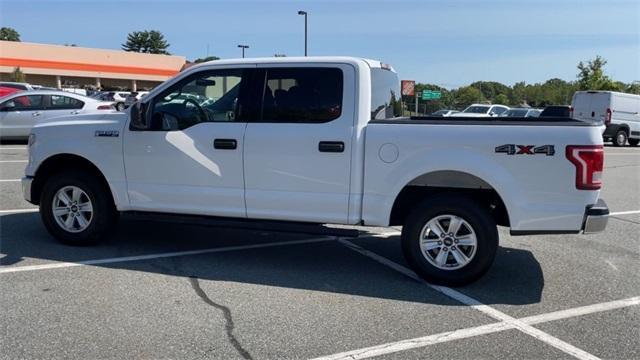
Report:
610,210,640,216
311,296,640,360
0,208,38,214
337,239,602,360
0,147,27,150
0,160,28,163
0,179,21,182
0,236,335,274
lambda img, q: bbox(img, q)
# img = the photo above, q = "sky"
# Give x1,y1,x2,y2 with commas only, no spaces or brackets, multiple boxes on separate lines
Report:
1,0,638,88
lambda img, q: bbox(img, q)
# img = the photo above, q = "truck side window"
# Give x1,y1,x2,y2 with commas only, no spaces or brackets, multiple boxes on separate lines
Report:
370,68,401,120
260,68,343,123
150,69,249,131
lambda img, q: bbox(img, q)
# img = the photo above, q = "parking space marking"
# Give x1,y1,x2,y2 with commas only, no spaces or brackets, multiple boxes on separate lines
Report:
0,147,27,150
609,210,640,216
0,179,21,182
312,296,640,360
0,208,38,214
338,239,601,360
0,236,335,274
0,160,28,163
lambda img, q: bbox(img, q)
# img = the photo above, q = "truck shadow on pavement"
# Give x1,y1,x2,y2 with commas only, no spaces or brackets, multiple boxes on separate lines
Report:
0,212,544,306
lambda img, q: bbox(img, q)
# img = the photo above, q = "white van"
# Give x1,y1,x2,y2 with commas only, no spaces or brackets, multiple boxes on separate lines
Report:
571,91,640,146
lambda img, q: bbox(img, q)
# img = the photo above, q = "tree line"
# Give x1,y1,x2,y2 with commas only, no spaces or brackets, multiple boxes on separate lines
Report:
410,56,639,114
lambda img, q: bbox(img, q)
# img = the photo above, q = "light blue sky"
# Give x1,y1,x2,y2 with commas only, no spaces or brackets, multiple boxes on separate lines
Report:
1,0,638,87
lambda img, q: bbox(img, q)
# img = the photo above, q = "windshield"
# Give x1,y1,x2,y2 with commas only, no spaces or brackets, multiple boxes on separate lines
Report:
432,110,448,115
463,105,490,114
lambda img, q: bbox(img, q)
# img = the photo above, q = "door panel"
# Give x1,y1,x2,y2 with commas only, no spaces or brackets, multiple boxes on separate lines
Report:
124,122,247,217
244,64,356,223
123,67,256,217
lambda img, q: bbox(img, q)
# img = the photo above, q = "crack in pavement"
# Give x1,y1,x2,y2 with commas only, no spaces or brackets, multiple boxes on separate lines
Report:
188,276,253,360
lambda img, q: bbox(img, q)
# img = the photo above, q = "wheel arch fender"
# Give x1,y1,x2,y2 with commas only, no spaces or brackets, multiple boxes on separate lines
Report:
31,153,117,207
371,148,524,228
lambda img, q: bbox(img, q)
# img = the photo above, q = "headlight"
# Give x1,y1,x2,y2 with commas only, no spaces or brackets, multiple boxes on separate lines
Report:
28,133,36,147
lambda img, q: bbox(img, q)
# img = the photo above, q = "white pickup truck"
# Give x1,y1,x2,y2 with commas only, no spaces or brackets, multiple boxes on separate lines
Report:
22,57,609,285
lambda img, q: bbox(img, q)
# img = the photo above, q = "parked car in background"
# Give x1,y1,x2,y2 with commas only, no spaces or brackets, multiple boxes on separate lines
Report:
0,86,23,98
0,81,35,91
451,103,509,117
32,85,59,91
430,109,460,117
540,105,572,118
572,90,640,147
91,91,130,111
0,90,114,140
499,108,542,118
124,91,150,108
61,88,88,96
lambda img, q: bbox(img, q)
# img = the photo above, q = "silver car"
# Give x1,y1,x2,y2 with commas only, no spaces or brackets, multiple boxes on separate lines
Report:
0,90,114,140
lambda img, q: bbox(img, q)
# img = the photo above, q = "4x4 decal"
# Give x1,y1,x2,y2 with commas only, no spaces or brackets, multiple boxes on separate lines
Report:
495,144,555,156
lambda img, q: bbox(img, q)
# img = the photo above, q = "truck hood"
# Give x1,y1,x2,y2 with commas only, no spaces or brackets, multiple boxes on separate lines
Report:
33,112,128,132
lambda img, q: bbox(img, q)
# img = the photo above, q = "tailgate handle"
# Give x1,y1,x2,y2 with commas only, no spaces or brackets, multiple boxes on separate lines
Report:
319,141,344,153
214,138,237,150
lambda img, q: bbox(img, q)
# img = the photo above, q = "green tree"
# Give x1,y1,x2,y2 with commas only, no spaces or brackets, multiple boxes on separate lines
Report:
193,56,220,63
625,82,640,95
122,30,170,54
451,86,485,109
576,56,619,91
11,67,25,82
0,27,20,41
494,93,509,105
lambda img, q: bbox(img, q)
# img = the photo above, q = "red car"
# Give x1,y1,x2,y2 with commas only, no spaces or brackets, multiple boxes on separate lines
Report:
0,86,22,99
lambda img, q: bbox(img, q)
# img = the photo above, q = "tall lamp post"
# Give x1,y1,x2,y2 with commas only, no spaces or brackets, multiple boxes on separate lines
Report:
237,44,249,58
297,10,307,56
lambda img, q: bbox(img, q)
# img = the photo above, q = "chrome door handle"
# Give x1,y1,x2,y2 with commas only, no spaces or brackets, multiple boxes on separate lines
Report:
32,112,42,117
71,110,81,115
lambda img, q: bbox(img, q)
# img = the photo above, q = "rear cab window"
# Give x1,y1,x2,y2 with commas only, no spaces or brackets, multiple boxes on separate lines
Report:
370,67,401,120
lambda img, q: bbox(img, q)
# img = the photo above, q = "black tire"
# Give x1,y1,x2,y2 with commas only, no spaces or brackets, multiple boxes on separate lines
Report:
613,129,628,147
115,102,125,111
40,171,118,245
628,138,639,147
401,194,498,286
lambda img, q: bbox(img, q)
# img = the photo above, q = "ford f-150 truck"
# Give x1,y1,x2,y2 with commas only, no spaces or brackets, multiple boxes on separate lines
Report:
22,57,609,285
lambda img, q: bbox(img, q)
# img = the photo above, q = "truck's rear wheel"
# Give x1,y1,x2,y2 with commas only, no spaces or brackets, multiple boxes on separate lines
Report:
613,129,628,147
629,138,639,147
40,171,117,245
401,194,498,286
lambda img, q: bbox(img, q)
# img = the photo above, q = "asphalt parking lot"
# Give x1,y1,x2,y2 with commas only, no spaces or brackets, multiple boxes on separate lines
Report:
0,143,638,360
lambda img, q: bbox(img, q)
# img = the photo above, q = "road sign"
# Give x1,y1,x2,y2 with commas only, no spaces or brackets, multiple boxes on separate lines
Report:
401,80,415,96
422,90,442,100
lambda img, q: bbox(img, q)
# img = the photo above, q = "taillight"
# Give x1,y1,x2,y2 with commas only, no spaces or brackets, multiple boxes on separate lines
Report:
569,106,574,118
97,105,112,110
566,145,604,190
605,108,612,125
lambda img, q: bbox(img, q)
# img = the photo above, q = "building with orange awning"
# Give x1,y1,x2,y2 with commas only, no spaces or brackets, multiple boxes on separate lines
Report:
0,40,186,91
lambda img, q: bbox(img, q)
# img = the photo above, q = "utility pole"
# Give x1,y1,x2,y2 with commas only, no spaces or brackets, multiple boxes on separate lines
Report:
237,44,249,58
298,10,308,56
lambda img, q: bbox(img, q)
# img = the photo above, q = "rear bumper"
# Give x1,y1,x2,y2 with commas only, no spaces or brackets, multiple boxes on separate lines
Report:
582,199,609,234
510,199,609,236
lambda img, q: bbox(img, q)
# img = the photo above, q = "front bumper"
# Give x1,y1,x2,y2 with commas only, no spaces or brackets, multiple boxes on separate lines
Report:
582,199,609,234
22,176,34,204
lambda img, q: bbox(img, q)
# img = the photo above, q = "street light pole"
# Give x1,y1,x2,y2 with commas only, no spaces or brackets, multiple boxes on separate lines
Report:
298,10,307,56
237,44,249,58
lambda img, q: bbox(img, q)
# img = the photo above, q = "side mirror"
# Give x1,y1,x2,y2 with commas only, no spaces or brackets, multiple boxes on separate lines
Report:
0,101,16,111
129,102,150,130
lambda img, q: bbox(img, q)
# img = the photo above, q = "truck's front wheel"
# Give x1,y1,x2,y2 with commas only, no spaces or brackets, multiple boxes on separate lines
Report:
40,171,117,245
401,194,498,286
